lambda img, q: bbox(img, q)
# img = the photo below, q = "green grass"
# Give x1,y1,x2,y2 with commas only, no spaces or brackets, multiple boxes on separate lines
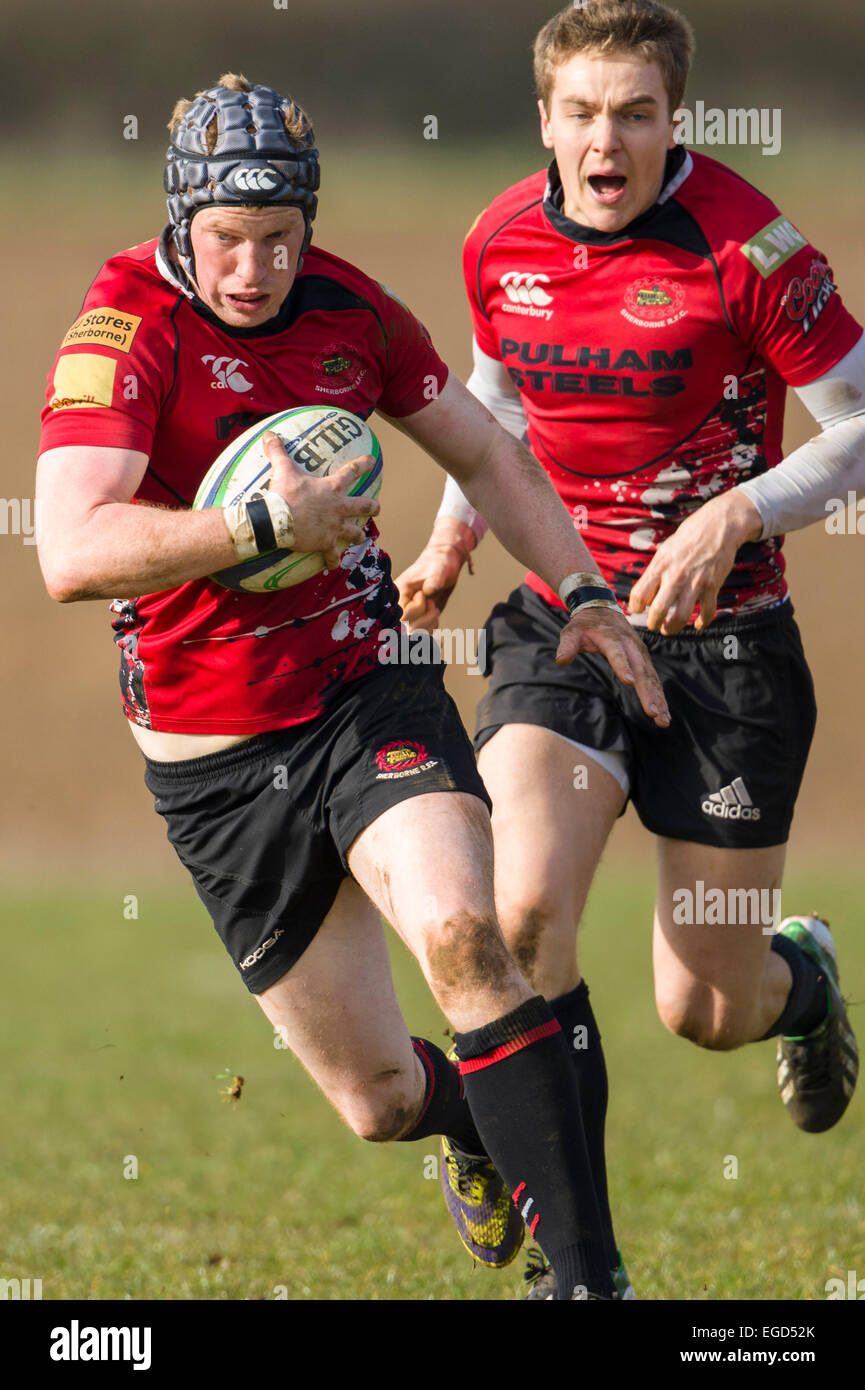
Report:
1,866,863,1301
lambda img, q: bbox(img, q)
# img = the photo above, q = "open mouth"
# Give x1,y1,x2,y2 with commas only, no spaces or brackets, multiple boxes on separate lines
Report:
226,292,268,309
588,174,627,202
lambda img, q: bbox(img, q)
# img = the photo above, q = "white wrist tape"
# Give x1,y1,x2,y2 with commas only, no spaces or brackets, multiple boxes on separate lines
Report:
224,490,295,561
224,498,258,561
558,571,620,615
262,490,295,549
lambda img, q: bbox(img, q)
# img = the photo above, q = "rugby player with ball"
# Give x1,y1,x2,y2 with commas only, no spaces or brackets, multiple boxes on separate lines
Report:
398,0,863,1296
36,74,670,1300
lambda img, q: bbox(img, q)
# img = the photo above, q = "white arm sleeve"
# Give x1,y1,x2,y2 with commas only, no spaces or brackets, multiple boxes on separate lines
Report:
738,332,865,538
436,339,529,543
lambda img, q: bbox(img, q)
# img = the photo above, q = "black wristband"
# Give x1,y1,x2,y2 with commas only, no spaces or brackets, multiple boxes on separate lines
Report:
564,584,618,615
246,496,278,555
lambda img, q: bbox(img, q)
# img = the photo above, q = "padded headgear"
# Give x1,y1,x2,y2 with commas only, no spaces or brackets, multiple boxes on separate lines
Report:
164,82,319,278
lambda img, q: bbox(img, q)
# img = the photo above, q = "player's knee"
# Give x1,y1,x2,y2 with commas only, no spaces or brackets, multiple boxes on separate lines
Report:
342,1070,422,1143
656,989,751,1051
501,901,557,984
425,911,516,1001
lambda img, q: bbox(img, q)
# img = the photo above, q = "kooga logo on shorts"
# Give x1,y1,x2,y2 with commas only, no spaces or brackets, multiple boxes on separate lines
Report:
702,778,761,821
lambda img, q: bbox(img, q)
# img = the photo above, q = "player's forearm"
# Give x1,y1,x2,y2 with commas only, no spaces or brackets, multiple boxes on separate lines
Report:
436,472,489,544
737,415,865,538
434,351,530,545
457,429,601,592
40,502,236,602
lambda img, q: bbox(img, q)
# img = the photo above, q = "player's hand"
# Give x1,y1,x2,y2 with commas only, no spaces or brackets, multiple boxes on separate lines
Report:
556,606,670,728
262,431,380,569
628,490,763,634
394,517,476,631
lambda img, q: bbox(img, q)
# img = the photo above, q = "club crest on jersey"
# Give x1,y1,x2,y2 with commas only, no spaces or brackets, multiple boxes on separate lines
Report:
202,355,254,392
374,740,438,779
313,341,366,394
499,272,554,320
621,277,687,328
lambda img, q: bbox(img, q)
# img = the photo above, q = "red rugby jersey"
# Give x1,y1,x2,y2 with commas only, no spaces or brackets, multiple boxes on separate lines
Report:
40,234,448,733
464,148,862,617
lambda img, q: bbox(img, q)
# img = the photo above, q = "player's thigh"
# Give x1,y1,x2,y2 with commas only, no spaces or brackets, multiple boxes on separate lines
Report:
255,874,423,1139
652,837,786,1044
347,789,529,1030
478,723,626,992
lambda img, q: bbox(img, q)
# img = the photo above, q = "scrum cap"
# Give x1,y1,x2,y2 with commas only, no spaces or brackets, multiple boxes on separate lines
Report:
164,82,320,277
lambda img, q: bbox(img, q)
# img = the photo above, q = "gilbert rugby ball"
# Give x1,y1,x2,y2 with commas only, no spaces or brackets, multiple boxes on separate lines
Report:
193,406,382,591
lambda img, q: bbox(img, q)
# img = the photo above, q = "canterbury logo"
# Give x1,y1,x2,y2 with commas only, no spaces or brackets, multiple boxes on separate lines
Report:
499,272,553,306
701,778,761,821
232,167,279,192
202,355,254,392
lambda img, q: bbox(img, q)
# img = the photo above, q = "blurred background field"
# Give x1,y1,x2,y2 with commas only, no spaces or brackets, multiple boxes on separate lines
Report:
2,0,864,1301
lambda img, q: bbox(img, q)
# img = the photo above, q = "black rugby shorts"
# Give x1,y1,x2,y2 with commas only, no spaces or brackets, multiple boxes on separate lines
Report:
475,584,816,849
144,660,490,993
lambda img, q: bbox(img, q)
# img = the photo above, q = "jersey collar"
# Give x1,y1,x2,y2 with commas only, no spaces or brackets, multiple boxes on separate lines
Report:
543,145,692,245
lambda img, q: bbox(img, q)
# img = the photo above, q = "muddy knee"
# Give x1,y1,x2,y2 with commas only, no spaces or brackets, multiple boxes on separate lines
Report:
504,905,555,983
426,911,517,1001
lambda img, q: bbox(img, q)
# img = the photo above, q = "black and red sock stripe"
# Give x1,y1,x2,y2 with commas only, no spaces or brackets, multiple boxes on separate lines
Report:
455,995,613,1299
395,1037,484,1154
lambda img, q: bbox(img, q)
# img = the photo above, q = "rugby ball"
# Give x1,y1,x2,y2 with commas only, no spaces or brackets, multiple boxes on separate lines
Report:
193,406,382,591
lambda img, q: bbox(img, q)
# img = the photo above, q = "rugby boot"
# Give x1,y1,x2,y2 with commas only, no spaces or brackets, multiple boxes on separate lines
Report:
523,1245,635,1299
439,1133,525,1268
775,915,858,1133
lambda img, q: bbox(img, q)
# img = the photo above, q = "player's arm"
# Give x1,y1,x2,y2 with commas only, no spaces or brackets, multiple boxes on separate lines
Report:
385,372,670,727
36,437,379,602
629,333,865,633
395,339,526,627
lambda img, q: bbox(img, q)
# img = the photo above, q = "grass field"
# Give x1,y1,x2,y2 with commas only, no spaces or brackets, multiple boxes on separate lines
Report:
2,861,862,1302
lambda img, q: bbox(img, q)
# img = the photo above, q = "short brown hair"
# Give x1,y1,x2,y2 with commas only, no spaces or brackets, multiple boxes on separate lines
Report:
534,1,695,117
167,72,313,152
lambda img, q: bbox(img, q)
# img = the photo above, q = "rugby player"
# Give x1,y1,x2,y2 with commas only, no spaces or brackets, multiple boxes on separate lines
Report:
35,75,671,1300
397,0,863,1296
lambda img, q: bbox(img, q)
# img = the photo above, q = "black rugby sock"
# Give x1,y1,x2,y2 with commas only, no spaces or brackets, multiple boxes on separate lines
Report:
550,981,619,1270
396,1038,485,1154
455,996,614,1300
759,933,829,1040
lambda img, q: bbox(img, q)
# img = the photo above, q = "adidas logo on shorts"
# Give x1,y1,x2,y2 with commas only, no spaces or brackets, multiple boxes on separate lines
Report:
701,777,761,821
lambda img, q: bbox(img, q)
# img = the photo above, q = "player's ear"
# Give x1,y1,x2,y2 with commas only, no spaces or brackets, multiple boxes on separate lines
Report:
538,99,554,149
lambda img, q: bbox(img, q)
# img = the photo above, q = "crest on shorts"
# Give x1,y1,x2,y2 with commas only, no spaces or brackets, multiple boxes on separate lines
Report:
375,740,438,779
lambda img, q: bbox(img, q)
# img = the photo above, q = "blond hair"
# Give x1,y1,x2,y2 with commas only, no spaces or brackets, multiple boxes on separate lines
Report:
167,72,313,151
534,1,695,117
